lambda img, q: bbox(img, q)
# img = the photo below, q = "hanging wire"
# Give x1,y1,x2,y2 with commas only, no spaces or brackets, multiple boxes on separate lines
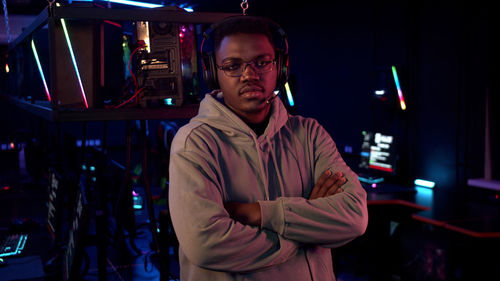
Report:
240,0,249,15
2,0,11,43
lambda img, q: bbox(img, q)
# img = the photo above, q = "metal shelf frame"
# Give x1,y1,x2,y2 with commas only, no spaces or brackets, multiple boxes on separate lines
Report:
6,4,236,121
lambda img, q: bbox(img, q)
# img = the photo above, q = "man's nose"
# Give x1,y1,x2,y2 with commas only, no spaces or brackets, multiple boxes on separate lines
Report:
241,63,259,80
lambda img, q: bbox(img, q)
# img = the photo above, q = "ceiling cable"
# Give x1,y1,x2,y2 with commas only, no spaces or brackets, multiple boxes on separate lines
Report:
2,0,11,43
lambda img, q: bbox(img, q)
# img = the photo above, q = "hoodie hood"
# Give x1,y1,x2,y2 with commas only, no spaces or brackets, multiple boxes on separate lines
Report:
191,92,289,141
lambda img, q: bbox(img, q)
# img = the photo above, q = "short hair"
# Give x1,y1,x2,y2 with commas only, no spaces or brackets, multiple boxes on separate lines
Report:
213,17,275,52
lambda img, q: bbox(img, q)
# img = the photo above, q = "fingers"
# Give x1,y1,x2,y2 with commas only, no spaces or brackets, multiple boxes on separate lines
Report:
309,169,333,200
326,175,347,196
315,169,333,188
323,172,345,195
309,169,348,200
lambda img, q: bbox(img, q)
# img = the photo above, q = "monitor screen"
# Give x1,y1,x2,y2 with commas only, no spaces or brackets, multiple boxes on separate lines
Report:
359,131,397,175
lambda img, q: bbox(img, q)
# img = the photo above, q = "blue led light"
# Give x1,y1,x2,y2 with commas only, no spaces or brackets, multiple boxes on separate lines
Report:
414,179,435,188
164,98,174,106
107,0,164,8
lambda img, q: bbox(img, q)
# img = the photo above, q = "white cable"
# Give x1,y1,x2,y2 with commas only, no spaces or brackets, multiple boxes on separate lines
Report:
2,0,11,43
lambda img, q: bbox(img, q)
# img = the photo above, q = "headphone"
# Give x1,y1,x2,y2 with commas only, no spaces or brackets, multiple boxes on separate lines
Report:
200,15,289,90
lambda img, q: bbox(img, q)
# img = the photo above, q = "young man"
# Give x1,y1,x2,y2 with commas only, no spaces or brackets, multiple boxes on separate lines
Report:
169,16,368,281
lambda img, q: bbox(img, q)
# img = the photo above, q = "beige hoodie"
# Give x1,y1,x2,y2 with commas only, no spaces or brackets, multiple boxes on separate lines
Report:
169,93,368,281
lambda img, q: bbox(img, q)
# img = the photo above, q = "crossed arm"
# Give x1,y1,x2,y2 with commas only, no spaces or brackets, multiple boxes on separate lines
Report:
224,169,348,226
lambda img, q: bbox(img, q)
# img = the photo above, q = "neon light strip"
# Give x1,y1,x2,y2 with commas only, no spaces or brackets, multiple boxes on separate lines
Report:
391,65,406,111
284,82,295,107
358,176,384,184
369,164,393,173
18,234,27,251
414,179,435,188
107,0,164,8
61,18,89,108
71,0,164,8
104,20,123,28
31,40,51,101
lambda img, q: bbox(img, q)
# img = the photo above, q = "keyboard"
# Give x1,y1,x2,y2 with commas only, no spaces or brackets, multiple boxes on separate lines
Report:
0,234,28,257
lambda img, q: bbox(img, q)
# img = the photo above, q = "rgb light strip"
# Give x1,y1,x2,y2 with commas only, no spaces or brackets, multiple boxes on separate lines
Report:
391,65,406,111
284,82,295,107
60,18,89,108
106,0,163,8
414,179,436,188
31,39,51,101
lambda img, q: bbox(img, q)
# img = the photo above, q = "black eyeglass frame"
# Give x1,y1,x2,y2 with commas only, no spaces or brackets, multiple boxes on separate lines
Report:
215,59,276,77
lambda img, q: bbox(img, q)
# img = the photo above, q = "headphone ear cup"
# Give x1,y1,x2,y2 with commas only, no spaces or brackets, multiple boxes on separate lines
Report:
275,49,289,90
202,52,219,89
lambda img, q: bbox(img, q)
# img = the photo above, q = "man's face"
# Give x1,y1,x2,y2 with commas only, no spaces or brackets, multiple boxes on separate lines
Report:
215,33,277,123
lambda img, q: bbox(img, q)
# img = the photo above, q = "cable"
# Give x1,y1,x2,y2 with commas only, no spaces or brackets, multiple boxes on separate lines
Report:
129,42,147,90
105,42,147,109
113,87,145,108
140,120,161,255
81,249,91,279
121,121,143,256
106,257,125,281
2,0,11,43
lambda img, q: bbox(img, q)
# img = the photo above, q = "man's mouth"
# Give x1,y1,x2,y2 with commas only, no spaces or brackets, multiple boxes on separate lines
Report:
240,86,264,96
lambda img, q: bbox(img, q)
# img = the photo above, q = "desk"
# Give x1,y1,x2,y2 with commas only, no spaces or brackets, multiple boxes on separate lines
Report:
365,185,500,238
365,186,431,225
333,187,432,280
409,187,500,238
360,186,500,281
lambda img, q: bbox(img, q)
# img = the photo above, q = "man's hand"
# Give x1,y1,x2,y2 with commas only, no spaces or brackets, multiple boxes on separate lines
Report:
309,169,347,200
224,169,346,225
224,202,261,226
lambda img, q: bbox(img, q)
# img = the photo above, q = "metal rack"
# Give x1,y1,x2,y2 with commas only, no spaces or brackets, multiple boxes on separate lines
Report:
5,4,236,121
3,5,237,280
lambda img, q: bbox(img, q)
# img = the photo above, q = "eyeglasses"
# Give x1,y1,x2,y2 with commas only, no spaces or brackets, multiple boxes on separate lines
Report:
216,58,276,77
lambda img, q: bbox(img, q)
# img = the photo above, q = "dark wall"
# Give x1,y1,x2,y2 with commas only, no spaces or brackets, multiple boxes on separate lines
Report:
195,0,492,189
2,1,493,190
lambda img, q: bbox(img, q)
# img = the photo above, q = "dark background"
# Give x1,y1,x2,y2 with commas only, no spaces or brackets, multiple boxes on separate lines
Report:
191,0,497,191
0,0,497,190
0,1,498,280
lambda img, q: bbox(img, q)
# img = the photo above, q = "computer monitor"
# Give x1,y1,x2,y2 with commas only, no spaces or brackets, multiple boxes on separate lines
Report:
358,131,397,184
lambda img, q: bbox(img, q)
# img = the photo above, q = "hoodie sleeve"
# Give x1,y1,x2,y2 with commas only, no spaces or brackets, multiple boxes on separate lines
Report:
169,127,300,273
259,119,368,248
